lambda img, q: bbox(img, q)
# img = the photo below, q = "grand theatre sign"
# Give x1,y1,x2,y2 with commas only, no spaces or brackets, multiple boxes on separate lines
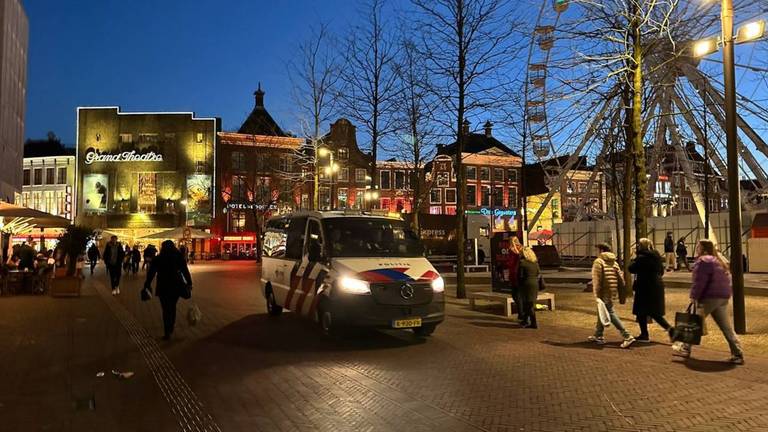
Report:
84,149,164,165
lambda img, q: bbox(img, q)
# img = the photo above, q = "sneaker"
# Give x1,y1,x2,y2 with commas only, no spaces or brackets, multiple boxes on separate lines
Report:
116,288,120,295
672,342,691,358
635,335,651,343
620,336,636,349
729,355,745,365
112,289,116,296
587,335,606,345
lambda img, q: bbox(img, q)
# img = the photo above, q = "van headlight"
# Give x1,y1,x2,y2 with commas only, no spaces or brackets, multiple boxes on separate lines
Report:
338,276,371,295
431,276,445,293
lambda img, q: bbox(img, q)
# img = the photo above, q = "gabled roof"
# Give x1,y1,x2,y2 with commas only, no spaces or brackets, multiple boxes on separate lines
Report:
237,84,288,137
437,133,520,157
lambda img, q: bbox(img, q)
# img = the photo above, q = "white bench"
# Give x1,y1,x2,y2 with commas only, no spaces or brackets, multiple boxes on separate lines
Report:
467,292,556,317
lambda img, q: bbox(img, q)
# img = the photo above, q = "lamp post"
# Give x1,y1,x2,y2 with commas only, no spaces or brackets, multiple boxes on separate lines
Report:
692,5,765,334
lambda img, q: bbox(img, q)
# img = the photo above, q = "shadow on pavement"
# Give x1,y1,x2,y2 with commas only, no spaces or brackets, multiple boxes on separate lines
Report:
194,313,426,353
674,357,737,373
541,340,616,350
467,321,523,330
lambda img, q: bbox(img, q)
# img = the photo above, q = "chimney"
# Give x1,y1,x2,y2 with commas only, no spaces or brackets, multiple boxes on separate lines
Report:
483,120,493,137
462,119,470,136
254,82,265,108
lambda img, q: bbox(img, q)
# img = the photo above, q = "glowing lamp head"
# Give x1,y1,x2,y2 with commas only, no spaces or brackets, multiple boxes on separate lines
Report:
691,38,718,57
318,147,330,157
736,20,765,43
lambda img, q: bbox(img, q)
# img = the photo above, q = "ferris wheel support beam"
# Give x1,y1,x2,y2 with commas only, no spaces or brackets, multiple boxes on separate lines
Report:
528,89,619,229
574,109,623,222
682,65,768,187
662,101,718,244
670,91,729,177
645,98,669,205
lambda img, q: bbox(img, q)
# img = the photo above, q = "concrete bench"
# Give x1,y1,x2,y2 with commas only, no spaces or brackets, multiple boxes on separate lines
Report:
467,291,556,317
453,264,490,273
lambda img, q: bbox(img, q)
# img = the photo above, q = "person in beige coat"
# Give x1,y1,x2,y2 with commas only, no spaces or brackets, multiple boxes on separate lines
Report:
588,243,636,348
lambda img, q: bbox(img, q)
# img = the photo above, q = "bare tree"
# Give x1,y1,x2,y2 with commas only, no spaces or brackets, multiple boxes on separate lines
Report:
338,0,401,199
288,23,340,210
411,0,523,298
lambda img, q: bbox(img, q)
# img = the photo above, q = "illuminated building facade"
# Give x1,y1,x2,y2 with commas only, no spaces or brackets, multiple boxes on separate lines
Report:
75,107,219,242
18,140,75,220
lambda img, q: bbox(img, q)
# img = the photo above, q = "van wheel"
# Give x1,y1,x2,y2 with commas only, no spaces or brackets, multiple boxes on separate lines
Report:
266,288,282,316
413,324,437,337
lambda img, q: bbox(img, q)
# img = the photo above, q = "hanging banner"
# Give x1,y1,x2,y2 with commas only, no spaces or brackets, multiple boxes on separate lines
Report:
83,174,109,213
186,174,212,226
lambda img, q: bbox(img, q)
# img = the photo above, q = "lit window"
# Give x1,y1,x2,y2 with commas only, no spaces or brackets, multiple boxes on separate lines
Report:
196,133,204,143
355,169,367,183
445,189,457,204
430,189,442,204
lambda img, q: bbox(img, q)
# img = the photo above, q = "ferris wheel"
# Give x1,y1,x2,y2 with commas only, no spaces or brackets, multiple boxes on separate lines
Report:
523,0,768,228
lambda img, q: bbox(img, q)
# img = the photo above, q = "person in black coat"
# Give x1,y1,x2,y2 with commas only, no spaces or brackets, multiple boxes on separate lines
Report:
675,238,690,271
144,240,192,340
517,247,541,329
102,236,125,295
629,238,672,342
87,244,100,275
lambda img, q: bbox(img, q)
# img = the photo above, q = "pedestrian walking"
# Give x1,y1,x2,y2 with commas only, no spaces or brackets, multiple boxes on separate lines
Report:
663,232,675,271
131,245,141,274
142,244,157,270
87,243,100,275
517,247,540,329
122,244,132,273
508,236,523,322
672,239,744,364
102,236,125,295
676,237,690,271
629,238,673,343
588,243,636,348
144,240,193,340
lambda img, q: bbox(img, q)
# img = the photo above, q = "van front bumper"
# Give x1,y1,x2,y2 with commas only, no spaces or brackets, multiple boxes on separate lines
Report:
324,293,445,329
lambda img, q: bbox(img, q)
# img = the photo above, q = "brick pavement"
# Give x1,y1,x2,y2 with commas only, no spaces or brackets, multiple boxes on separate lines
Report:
4,261,768,431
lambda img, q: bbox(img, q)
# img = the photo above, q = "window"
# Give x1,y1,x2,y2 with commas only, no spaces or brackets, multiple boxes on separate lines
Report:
196,132,204,143
34,169,42,185
285,217,308,259
381,198,391,211
338,148,349,160
493,187,504,206
578,182,587,192
430,189,442,204
231,175,246,200
231,151,246,171
466,166,477,180
23,169,30,186
721,196,728,209
445,188,457,204
255,177,271,200
480,167,490,181
551,198,560,219
709,198,718,212
429,206,442,215
46,168,55,184
231,211,246,232
354,190,365,209
436,173,449,187
445,206,457,215
119,134,133,144
394,171,406,189
338,188,348,208
494,168,504,182
380,170,391,189
481,186,491,206
508,188,518,208
507,169,518,183
339,168,349,182
566,181,575,193
681,196,692,211
355,169,367,183
278,156,292,172
57,167,67,184
256,154,266,171
466,185,477,206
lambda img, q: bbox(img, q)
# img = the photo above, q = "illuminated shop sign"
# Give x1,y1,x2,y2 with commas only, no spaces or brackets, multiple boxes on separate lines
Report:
84,150,164,165
223,235,256,242
470,207,517,217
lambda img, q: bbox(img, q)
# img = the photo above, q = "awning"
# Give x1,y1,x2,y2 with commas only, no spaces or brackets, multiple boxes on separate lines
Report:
528,229,554,241
138,227,213,240
0,202,72,232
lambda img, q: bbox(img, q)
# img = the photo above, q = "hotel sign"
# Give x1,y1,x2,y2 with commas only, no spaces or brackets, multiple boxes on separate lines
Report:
84,150,164,165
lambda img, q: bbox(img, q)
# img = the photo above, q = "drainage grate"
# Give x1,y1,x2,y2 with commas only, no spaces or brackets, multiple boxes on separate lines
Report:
98,289,221,432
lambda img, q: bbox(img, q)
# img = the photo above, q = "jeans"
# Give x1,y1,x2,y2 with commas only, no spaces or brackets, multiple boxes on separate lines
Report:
676,256,690,271
595,300,631,338
159,295,179,337
638,314,671,338
683,298,743,357
107,265,121,289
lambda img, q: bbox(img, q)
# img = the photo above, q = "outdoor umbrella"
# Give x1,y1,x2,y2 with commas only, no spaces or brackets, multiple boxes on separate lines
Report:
0,202,72,228
139,227,213,240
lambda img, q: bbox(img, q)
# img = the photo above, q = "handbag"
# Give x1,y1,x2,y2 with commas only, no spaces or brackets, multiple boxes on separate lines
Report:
596,298,611,327
673,303,703,345
187,303,202,326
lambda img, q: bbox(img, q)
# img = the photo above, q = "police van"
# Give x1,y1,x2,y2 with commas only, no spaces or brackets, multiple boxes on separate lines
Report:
261,210,445,336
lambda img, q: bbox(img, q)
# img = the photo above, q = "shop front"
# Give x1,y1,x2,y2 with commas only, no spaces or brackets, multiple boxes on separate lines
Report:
75,107,219,251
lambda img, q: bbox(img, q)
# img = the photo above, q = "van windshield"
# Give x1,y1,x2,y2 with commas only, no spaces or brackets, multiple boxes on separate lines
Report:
323,218,425,258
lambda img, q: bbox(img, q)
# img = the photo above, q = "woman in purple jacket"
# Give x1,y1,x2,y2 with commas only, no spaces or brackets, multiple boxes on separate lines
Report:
672,239,744,364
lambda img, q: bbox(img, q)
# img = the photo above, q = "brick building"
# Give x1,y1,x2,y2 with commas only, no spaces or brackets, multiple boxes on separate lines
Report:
376,159,423,214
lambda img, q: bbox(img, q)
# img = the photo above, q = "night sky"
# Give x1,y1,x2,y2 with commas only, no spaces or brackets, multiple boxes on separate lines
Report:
23,0,357,144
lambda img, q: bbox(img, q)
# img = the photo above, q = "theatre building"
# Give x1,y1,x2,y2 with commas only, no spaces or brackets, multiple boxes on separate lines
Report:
213,87,304,258
75,107,219,247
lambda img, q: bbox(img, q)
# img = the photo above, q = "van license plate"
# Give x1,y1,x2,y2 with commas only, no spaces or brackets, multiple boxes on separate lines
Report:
392,318,422,328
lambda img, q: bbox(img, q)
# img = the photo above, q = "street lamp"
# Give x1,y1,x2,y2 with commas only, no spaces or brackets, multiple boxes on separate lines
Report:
692,3,765,334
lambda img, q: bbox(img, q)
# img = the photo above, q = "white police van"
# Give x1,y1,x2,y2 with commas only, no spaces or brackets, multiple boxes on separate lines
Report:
261,210,445,336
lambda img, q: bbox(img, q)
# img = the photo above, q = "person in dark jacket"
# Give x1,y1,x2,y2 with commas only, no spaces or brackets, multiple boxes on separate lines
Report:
517,247,541,329
102,236,125,295
663,232,675,271
675,237,690,271
130,245,141,274
629,238,672,342
17,242,36,271
142,244,157,270
87,244,100,275
144,240,192,340
672,239,744,364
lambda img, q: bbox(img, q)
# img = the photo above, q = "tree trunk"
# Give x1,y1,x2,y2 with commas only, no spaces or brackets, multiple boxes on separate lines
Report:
622,79,634,281
631,8,647,240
